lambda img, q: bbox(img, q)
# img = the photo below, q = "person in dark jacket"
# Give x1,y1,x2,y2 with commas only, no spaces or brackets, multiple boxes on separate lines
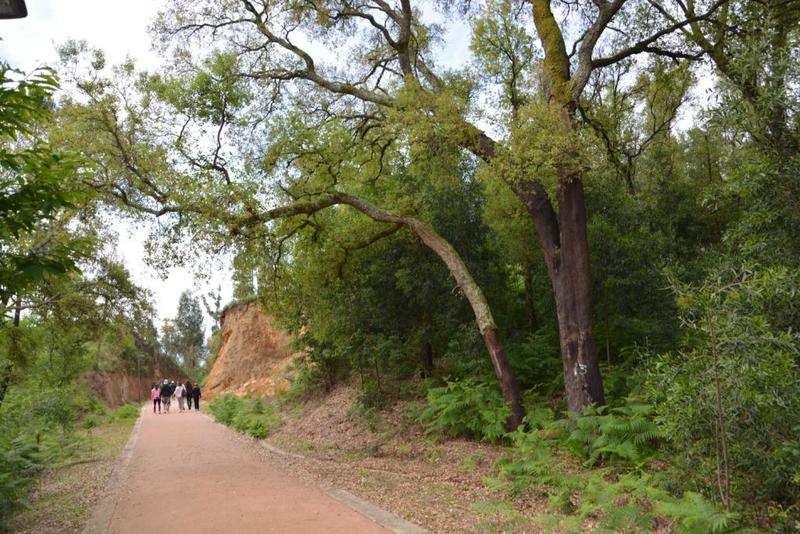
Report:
191,384,201,410
159,379,173,414
184,381,193,410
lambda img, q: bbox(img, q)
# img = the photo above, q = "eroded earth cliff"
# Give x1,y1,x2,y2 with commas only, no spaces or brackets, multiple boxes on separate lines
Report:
204,302,297,398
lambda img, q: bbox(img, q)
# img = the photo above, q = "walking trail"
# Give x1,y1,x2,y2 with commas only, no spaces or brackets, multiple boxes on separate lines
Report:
88,404,392,534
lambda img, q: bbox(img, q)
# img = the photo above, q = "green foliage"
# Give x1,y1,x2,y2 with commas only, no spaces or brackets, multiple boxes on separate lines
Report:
647,266,800,514
0,64,87,306
109,404,139,421
417,377,510,443
162,291,205,379
0,380,119,530
0,432,51,529
505,326,562,392
281,355,333,402
208,394,282,439
657,492,739,533
493,406,737,533
556,401,663,467
470,0,536,112
31,389,79,432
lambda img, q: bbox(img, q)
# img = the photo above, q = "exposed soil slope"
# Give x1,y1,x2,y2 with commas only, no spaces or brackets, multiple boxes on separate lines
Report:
84,372,152,408
204,302,298,398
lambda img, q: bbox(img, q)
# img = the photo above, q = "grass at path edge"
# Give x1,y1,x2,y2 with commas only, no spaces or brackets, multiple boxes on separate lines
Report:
7,405,140,534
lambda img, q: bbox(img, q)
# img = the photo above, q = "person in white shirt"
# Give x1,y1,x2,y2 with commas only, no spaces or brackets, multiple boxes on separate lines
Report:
174,382,186,411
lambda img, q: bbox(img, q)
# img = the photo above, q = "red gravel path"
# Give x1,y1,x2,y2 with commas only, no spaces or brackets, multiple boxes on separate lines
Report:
103,406,388,533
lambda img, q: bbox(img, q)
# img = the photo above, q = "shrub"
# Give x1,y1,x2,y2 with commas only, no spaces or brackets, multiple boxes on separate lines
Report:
0,432,51,529
232,413,269,438
31,390,78,431
282,355,333,401
417,377,510,443
209,394,282,439
555,400,663,467
110,404,140,421
82,415,100,429
85,396,109,416
647,266,800,515
208,394,245,425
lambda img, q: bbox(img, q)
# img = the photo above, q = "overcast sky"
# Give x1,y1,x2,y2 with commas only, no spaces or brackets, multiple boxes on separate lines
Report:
0,1,233,335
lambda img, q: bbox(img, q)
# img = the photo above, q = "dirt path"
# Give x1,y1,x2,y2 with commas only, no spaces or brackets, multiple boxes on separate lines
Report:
91,405,391,534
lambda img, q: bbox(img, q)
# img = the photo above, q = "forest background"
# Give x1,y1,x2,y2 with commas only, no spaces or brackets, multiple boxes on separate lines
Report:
1,0,799,531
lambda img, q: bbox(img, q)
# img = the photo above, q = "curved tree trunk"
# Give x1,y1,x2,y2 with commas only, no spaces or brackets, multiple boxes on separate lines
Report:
237,192,527,429
343,196,526,429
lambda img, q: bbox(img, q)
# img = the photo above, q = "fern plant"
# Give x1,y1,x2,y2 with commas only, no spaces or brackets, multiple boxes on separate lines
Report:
417,377,510,442
657,491,739,533
490,401,738,532
557,399,664,467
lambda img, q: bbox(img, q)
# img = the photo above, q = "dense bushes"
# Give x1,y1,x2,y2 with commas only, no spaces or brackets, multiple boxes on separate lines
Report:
208,394,282,439
0,384,134,530
417,377,510,443
488,402,737,532
647,267,800,521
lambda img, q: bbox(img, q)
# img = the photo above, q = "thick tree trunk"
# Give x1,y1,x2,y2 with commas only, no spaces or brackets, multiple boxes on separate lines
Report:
555,177,605,411
523,0,605,411
419,341,433,378
517,178,605,412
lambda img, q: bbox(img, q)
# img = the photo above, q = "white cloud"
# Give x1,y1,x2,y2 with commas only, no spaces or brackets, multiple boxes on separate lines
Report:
0,0,163,70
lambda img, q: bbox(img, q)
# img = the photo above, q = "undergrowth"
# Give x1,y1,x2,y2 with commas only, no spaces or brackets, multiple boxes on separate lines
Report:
0,389,138,531
414,377,738,532
489,404,738,533
417,377,510,443
208,394,282,439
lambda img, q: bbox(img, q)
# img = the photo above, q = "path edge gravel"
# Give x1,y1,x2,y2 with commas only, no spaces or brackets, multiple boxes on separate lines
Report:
198,411,428,534
82,405,145,534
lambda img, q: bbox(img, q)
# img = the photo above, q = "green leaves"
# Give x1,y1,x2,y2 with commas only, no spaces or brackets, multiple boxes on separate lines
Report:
418,377,511,442
208,394,283,439
648,265,800,512
656,492,739,533
0,64,91,306
163,291,205,377
557,400,664,467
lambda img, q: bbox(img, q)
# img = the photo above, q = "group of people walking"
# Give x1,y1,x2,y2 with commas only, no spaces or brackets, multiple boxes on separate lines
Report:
150,379,201,414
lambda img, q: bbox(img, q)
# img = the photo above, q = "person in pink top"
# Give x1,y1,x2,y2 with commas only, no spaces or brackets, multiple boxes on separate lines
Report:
151,383,161,414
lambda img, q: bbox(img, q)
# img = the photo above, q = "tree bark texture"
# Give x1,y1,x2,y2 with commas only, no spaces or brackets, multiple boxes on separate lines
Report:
419,341,433,378
517,178,605,411
522,0,606,412
483,327,526,429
